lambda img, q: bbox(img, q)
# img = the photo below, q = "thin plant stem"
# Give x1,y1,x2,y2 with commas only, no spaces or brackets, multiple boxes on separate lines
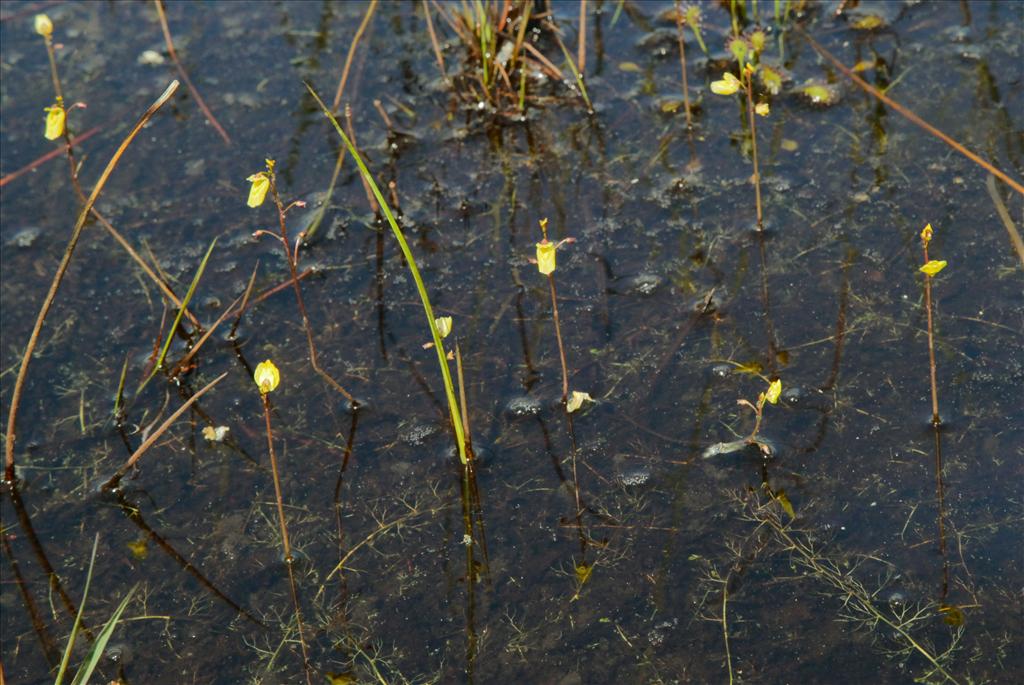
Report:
674,0,692,128
922,242,940,425
0,126,100,188
722,573,734,685
548,275,570,403
307,83,467,465
331,0,378,113
102,371,225,490
985,174,1024,267
5,80,180,483
422,0,449,86
577,0,587,74
745,71,764,230
799,27,1023,197
153,0,231,145
261,394,312,685
268,178,357,406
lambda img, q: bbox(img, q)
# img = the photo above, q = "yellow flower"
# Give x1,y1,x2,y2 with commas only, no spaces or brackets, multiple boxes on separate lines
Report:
254,360,280,394
34,14,53,37
920,223,933,245
765,379,782,405
44,104,65,140
246,172,269,208
755,102,770,116
710,72,741,96
434,316,453,339
536,240,556,275
920,260,947,277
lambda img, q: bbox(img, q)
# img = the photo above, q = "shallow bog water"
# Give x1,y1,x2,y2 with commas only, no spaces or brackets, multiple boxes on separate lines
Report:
1,1,1022,683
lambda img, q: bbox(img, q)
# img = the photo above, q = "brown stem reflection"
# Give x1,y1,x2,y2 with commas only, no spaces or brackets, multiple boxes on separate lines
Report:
756,230,782,375
1,531,59,667
114,490,263,627
2,484,90,640
332,409,361,605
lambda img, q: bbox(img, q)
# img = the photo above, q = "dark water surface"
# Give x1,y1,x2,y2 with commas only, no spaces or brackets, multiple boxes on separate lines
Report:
2,1,1022,683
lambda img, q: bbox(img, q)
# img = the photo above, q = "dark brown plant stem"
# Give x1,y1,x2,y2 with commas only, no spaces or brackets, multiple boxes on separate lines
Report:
922,242,941,426
422,0,449,86
115,491,264,625
153,0,231,145
745,71,763,231
102,371,225,489
268,179,358,406
331,0,378,112
261,393,312,685
0,126,100,188
674,0,692,128
548,274,570,403
4,80,180,483
798,27,1024,197
2,532,59,665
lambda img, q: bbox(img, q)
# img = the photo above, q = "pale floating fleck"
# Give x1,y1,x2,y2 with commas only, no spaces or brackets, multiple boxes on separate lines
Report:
7,226,41,248
137,49,165,66
400,421,438,446
566,391,593,413
617,465,652,487
781,138,799,152
852,191,870,203
202,425,230,442
505,395,542,418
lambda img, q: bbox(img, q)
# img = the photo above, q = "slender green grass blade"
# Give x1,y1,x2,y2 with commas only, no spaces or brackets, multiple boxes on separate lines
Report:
305,83,467,465
137,238,217,396
69,584,138,685
54,534,99,685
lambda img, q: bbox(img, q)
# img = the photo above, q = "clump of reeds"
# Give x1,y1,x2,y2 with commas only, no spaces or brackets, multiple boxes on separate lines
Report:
423,1,588,116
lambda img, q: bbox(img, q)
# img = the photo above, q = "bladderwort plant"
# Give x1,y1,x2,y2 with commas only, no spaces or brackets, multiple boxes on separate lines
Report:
702,377,782,459
710,28,771,231
306,84,468,466
918,223,948,426
739,377,782,454
246,159,358,408
254,360,313,685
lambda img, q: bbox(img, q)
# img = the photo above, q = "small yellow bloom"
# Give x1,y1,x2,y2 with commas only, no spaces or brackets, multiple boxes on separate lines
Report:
755,102,770,116
536,240,556,275
254,360,280,394
246,172,269,208
34,14,53,37
920,223,933,245
435,316,453,339
765,379,782,405
710,72,741,96
44,104,65,140
920,260,947,277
